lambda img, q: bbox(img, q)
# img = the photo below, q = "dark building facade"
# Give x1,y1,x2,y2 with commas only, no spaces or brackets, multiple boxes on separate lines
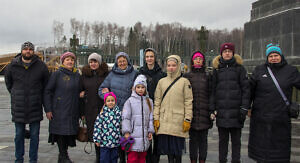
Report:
243,0,300,71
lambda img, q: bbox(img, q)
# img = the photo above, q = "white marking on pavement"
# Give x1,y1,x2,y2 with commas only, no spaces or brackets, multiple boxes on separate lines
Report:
0,146,8,150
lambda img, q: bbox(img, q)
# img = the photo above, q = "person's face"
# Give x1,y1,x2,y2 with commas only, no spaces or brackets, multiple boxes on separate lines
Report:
89,59,100,70
21,47,34,60
268,53,282,64
167,60,177,73
135,84,146,96
193,57,203,67
63,57,75,70
222,49,233,60
105,96,116,109
145,51,155,66
117,56,128,70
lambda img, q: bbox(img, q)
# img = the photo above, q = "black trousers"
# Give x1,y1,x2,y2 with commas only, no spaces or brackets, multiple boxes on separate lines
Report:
189,129,208,161
218,127,241,163
146,134,161,163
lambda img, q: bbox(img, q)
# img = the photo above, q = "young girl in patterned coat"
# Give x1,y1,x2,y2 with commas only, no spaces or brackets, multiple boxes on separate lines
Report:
93,92,121,163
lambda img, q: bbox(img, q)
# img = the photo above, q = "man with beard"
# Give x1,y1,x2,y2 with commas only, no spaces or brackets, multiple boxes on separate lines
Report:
5,41,49,163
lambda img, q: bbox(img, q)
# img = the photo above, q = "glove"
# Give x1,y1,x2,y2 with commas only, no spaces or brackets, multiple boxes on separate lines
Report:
183,120,191,132
239,108,248,123
154,120,160,133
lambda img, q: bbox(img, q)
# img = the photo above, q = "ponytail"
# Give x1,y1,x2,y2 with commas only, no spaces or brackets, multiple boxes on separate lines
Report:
146,97,152,112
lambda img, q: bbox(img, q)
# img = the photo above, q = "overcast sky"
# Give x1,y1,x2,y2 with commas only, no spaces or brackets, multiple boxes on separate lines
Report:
0,0,256,54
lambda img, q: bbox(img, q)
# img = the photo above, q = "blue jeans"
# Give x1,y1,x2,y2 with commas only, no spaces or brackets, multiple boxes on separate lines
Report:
100,147,118,163
15,121,40,163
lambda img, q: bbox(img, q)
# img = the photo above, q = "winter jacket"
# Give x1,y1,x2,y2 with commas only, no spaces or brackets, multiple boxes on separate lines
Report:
93,105,121,148
184,67,212,130
5,54,49,124
139,62,166,100
154,55,193,138
80,63,109,141
248,59,300,162
209,55,250,128
99,53,137,111
122,91,155,152
44,66,80,135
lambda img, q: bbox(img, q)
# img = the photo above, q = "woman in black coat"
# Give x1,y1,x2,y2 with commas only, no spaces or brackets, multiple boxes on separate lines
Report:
44,52,80,163
183,51,212,163
248,43,300,162
79,53,108,162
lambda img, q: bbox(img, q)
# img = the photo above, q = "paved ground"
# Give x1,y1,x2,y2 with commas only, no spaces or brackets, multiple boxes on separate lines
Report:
0,78,298,163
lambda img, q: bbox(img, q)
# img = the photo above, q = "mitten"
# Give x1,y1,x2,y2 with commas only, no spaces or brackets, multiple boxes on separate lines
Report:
183,120,191,132
154,120,160,133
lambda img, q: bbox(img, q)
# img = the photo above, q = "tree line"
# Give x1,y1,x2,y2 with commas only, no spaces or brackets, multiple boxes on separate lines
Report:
52,18,244,59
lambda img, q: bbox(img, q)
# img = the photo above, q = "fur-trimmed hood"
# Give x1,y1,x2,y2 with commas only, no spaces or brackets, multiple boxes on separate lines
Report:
81,62,109,77
212,54,243,69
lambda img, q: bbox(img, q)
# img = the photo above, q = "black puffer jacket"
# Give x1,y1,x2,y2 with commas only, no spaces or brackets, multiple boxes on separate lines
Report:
248,59,300,162
80,63,109,141
209,55,250,128
5,54,49,123
139,62,166,100
184,67,212,130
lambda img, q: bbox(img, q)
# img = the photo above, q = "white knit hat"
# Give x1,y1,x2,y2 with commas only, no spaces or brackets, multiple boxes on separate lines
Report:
88,53,102,64
133,75,147,89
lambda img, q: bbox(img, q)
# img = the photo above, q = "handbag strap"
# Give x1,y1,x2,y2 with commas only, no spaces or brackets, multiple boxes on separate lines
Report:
267,66,290,106
84,142,93,154
161,74,182,102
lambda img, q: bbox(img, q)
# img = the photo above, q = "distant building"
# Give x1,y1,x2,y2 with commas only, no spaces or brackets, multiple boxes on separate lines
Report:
243,0,300,71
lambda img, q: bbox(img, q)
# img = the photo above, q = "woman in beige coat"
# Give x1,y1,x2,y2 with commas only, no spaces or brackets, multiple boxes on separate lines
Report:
154,55,193,163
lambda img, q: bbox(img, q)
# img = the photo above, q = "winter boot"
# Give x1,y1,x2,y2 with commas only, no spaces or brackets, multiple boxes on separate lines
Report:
174,155,182,163
200,160,205,163
191,160,197,163
168,155,175,163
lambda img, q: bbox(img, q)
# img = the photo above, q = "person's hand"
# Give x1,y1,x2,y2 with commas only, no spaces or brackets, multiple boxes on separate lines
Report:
95,142,100,147
102,88,109,94
247,109,252,117
79,91,85,98
210,110,217,121
125,133,130,139
183,120,191,132
81,116,85,120
154,120,160,134
239,108,248,123
148,133,153,140
46,112,53,120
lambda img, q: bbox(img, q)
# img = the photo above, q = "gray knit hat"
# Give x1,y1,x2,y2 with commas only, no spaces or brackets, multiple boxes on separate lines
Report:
21,41,34,51
88,53,102,64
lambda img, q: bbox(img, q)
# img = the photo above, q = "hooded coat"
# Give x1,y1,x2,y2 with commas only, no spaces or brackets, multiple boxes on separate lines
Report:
122,91,155,152
183,53,212,130
5,54,49,123
209,54,250,128
99,52,137,111
44,66,80,135
248,58,300,162
154,55,193,138
80,63,109,141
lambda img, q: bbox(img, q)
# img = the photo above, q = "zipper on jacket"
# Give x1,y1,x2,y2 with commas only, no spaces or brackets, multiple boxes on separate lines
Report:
141,96,145,151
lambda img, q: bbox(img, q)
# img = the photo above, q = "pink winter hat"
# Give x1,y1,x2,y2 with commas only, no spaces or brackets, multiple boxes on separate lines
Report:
60,52,76,63
104,92,117,103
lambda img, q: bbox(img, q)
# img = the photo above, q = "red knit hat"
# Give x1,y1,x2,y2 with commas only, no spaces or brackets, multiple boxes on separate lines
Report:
60,52,76,63
220,43,235,55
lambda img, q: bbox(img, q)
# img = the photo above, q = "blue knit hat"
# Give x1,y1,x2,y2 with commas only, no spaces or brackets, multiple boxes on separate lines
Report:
266,43,282,57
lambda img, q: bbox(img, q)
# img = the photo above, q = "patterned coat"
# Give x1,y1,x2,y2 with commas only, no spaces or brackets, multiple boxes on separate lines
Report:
93,105,121,148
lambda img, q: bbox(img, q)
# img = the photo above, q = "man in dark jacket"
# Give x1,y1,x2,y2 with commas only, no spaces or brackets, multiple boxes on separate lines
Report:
209,43,250,163
5,41,49,163
139,48,166,163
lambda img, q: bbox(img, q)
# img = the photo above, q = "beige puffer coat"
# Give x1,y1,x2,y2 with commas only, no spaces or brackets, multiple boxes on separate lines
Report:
154,55,193,138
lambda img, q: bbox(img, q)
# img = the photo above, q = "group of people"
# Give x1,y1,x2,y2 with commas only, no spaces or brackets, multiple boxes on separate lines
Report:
4,41,300,163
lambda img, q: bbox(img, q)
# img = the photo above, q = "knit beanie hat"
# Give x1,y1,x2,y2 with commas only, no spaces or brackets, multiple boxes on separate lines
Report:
266,43,282,57
220,43,235,55
60,52,76,63
88,53,102,64
104,92,117,103
21,41,34,51
133,74,147,89
192,51,205,68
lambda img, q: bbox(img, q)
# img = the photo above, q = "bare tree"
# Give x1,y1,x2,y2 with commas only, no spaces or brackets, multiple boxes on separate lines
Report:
52,20,64,47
